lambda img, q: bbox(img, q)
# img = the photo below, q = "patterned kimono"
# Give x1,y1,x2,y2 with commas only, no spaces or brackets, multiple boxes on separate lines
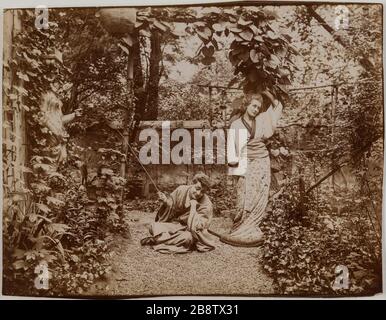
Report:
142,185,216,254
223,101,283,246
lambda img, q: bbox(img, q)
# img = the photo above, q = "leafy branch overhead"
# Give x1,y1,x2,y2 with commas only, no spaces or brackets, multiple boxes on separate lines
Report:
185,7,298,97
101,6,298,100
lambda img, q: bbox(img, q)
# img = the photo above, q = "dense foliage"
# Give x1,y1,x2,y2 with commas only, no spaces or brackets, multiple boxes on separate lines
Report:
261,171,382,295
3,4,383,296
3,9,129,296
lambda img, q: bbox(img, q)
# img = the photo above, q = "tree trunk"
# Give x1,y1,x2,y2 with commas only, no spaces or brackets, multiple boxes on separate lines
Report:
144,31,161,120
133,31,144,94
130,31,146,142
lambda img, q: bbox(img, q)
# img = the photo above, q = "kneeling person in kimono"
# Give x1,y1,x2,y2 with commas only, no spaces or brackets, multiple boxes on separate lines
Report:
141,173,216,253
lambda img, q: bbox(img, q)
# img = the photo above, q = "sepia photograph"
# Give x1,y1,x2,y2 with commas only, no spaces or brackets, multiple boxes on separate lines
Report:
1,1,384,298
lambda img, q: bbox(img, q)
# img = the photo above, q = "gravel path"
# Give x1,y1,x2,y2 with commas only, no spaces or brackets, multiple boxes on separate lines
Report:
88,210,275,297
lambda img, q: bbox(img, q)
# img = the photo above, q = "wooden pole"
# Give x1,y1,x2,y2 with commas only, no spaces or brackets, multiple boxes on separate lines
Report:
330,86,338,190
208,85,213,126
119,47,134,240
193,78,379,92
121,47,135,180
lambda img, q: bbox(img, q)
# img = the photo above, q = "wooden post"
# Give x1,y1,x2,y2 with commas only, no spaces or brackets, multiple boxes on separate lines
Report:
120,131,129,178
3,10,14,195
208,85,213,126
3,10,26,195
143,178,150,199
120,49,134,203
331,86,338,190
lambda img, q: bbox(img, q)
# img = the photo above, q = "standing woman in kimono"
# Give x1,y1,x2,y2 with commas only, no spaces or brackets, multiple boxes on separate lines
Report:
222,90,283,247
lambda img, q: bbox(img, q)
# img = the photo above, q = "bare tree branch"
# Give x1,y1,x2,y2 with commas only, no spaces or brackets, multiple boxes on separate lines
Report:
306,5,375,72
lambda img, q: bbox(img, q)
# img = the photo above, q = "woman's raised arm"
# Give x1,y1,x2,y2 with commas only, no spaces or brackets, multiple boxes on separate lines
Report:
262,90,283,127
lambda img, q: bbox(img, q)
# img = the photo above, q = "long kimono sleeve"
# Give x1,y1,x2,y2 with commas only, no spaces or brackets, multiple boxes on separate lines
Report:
187,197,216,252
268,99,283,128
261,100,283,139
188,200,213,231
227,121,248,176
155,186,184,222
227,121,239,164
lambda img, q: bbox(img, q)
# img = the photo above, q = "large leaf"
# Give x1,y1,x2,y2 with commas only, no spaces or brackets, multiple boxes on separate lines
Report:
8,94,18,100
26,71,37,78
230,41,240,50
238,17,252,26
229,52,239,66
161,21,172,29
13,260,26,270
13,85,28,95
31,48,42,55
33,163,53,173
229,27,243,33
121,35,133,47
263,8,279,19
254,35,264,42
278,67,291,77
36,203,51,214
239,29,253,41
30,182,51,193
240,49,250,62
201,7,222,15
134,21,143,28
46,196,65,206
201,56,216,65
275,84,289,95
269,54,281,68
16,72,29,82
212,23,224,32
224,8,236,16
196,27,212,40
21,165,33,173
233,34,244,42
139,28,151,37
249,24,260,35
49,223,70,234
267,30,279,40
202,45,215,57
47,171,65,180
250,49,260,63
276,47,288,59
279,76,291,85
193,21,207,28
153,19,167,32
54,49,63,63
12,249,26,259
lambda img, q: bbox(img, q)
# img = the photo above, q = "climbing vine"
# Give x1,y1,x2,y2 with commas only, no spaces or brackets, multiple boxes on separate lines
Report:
3,9,130,296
